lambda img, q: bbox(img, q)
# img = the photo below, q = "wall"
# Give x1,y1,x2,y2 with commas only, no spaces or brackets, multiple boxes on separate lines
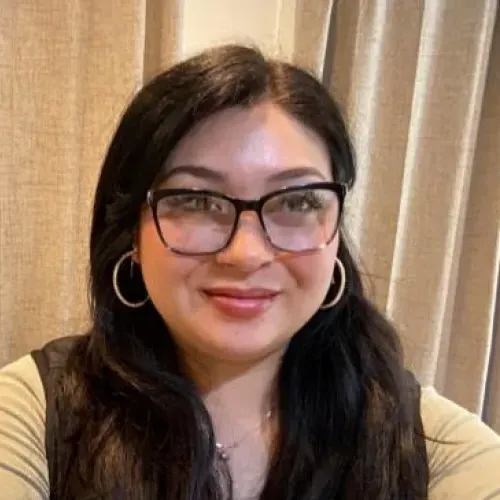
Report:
179,0,297,59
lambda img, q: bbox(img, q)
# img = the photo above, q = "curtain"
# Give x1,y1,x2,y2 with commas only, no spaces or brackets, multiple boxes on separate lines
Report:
0,0,179,360
293,0,500,431
1,0,499,432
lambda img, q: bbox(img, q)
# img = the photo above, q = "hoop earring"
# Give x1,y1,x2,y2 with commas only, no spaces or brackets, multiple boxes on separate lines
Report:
112,250,149,308
320,258,346,310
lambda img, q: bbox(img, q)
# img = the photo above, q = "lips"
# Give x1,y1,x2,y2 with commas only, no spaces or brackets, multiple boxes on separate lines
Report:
204,287,279,299
202,287,280,318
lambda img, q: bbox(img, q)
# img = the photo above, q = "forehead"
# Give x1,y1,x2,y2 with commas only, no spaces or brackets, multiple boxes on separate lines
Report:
164,102,332,182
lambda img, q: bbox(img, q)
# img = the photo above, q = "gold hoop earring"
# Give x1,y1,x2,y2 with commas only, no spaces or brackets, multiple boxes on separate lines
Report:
320,258,346,310
112,250,149,308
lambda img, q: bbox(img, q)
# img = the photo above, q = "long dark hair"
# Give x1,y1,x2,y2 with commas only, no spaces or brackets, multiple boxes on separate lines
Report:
54,45,428,499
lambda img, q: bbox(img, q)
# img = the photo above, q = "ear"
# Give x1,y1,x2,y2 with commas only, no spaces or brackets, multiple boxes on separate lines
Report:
131,227,141,264
131,247,140,264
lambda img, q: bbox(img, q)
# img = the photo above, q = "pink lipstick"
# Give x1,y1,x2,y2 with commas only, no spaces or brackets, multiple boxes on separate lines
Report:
203,287,279,319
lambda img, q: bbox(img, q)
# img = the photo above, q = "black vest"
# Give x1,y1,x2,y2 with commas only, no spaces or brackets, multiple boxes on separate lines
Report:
32,335,108,500
32,335,429,499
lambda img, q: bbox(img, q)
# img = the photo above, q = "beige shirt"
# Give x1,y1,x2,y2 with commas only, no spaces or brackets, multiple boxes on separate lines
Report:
0,355,499,499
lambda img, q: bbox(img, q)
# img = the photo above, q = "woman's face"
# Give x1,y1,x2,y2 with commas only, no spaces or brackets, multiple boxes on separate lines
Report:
136,102,338,365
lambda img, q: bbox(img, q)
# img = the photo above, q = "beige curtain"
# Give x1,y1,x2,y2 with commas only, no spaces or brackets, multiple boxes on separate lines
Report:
293,0,500,431
1,0,499,432
0,0,179,359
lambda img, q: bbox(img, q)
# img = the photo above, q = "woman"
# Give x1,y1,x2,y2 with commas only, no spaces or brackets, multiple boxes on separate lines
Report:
0,44,499,500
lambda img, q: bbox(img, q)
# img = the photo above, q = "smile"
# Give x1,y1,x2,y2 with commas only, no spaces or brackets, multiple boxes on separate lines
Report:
202,287,280,319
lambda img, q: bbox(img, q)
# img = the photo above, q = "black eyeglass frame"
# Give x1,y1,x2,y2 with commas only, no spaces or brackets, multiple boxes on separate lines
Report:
146,181,348,256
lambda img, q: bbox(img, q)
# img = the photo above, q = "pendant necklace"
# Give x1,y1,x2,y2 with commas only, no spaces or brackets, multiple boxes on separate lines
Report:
215,410,273,461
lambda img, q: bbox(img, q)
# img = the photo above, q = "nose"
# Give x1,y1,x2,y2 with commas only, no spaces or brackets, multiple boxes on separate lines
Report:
215,211,274,271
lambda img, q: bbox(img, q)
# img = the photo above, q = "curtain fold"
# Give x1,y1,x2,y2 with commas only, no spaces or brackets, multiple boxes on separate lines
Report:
143,0,180,80
291,0,334,79
1,0,499,431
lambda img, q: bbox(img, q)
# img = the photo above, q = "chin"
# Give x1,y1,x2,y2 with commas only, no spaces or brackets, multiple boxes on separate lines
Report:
195,327,288,365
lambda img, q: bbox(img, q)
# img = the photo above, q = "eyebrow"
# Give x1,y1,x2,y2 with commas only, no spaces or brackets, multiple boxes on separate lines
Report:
161,165,327,183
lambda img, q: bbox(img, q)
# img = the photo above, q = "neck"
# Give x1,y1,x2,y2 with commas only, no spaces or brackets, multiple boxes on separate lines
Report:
181,349,283,430
181,349,282,497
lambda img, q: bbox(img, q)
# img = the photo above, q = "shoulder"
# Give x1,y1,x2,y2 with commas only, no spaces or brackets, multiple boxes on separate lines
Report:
0,334,85,499
31,333,85,372
0,354,48,499
421,386,500,499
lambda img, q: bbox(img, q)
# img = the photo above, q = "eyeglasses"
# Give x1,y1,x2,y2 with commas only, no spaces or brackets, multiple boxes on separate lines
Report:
146,182,347,256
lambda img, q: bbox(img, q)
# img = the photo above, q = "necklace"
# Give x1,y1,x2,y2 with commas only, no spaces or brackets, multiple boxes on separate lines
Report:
215,410,273,461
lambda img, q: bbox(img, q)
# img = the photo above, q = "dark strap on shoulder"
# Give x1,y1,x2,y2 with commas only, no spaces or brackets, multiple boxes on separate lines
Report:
31,335,82,371
31,335,84,499
31,335,83,393
31,349,50,392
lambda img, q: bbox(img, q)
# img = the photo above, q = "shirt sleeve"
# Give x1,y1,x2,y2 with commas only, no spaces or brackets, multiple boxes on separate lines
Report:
422,386,500,499
0,355,49,499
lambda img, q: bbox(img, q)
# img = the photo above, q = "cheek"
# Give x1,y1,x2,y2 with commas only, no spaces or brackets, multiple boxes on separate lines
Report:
136,221,193,307
136,221,165,271
284,240,338,305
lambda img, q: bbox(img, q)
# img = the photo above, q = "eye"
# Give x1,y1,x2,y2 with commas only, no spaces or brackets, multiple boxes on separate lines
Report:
183,195,220,211
159,194,227,214
277,191,324,212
